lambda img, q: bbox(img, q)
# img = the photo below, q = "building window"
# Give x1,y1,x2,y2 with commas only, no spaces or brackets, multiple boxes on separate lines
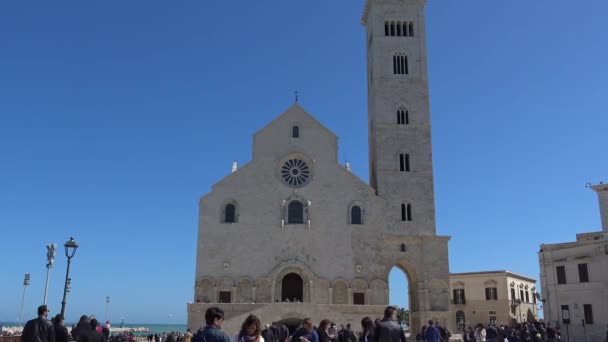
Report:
288,200,304,224
401,203,412,221
399,154,410,172
223,203,236,223
583,304,594,324
510,288,516,301
525,291,530,303
532,291,537,304
485,287,498,300
400,243,406,252
353,292,365,305
390,22,395,36
397,108,409,125
519,289,524,302
489,314,497,325
351,206,362,225
393,54,408,75
385,22,389,36
556,266,567,284
292,125,299,138
578,263,589,283
409,22,414,37
218,291,231,303
453,289,466,304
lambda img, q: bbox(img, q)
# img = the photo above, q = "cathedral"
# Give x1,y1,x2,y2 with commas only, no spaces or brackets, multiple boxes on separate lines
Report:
188,0,451,333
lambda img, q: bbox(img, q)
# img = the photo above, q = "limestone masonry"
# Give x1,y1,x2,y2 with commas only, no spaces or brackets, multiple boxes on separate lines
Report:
188,0,451,334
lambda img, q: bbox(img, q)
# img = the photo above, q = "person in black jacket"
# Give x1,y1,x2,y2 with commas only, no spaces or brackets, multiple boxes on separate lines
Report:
53,314,69,342
22,305,55,342
372,306,406,342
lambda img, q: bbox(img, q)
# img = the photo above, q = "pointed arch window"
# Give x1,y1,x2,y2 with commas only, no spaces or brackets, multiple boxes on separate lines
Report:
223,203,236,223
288,200,304,224
292,125,300,138
397,108,409,125
401,203,412,221
351,206,362,225
393,54,408,75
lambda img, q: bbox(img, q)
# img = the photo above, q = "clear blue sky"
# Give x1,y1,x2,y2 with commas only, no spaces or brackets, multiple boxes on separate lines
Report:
1,0,606,324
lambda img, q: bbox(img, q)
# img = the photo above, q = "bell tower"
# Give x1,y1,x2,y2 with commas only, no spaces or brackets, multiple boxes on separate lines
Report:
364,0,436,236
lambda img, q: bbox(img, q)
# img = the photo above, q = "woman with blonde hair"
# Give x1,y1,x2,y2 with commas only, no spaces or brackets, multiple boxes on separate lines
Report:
235,315,265,342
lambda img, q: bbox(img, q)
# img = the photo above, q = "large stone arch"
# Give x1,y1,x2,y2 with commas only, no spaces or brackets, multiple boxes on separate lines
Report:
237,278,254,303
255,278,272,303
332,279,348,304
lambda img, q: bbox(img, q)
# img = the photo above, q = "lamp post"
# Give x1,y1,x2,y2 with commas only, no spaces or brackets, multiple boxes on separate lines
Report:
106,296,110,322
43,243,56,305
60,237,78,318
19,273,31,327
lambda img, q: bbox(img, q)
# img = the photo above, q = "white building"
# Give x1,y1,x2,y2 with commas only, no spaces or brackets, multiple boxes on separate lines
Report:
449,271,538,330
539,183,608,342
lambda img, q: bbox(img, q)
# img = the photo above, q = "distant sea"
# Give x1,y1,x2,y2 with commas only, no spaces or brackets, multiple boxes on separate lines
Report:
0,322,187,336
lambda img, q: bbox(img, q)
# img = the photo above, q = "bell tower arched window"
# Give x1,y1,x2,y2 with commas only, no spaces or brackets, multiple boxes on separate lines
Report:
397,108,409,125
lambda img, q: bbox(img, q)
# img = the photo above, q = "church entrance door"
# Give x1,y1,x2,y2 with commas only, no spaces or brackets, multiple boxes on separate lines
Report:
281,273,303,302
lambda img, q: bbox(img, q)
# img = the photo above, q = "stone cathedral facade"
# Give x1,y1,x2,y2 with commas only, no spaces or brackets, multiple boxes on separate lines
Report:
188,0,451,333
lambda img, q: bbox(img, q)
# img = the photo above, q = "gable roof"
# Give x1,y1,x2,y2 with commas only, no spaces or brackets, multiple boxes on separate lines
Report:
253,103,338,141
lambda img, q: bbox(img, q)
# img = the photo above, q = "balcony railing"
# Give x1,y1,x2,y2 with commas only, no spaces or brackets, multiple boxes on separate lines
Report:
452,299,466,305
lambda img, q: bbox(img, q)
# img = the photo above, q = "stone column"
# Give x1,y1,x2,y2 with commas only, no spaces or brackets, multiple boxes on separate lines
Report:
366,288,372,305
214,286,218,303
252,286,257,302
271,280,276,302
347,286,353,305
232,286,237,303
308,280,314,303
329,287,333,304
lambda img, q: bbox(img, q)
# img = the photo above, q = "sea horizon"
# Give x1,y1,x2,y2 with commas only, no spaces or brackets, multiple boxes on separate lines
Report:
1,322,187,335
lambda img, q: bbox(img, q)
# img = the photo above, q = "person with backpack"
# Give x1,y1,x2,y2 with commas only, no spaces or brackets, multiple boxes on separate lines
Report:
291,318,319,342
22,305,55,342
192,307,231,342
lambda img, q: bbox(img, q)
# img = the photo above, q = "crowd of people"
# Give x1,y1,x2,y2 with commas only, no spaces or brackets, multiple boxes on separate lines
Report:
459,322,561,342
14,304,607,342
191,305,407,342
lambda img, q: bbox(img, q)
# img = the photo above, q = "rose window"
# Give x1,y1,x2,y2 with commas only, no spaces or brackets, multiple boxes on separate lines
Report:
281,159,310,187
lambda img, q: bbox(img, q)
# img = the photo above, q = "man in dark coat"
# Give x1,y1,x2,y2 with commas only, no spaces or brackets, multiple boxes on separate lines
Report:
22,305,55,342
52,314,69,342
373,306,406,342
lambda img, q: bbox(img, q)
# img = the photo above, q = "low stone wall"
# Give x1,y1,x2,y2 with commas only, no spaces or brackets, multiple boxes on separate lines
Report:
0,336,21,342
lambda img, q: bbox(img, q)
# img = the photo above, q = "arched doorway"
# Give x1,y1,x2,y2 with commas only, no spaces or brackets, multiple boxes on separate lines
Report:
281,273,303,302
389,266,411,330
456,310,465,331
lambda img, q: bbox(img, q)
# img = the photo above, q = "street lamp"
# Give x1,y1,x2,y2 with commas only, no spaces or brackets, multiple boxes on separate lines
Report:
43,243,56,305
106,296,110,322
19,274,31,327
60,237,78,318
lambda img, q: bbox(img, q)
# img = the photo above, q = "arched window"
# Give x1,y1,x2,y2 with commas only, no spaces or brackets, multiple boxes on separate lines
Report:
407,203,412,221
400,243,406,252
401,203,412,221
397,108,409,125
393,54,408,75
292,125,299,138
396,22,402,36
384,22,389,36
409,22,414,37
390,22,395,36
224,203,236,223
402,22,408,37
351,206,362,225
288,200,304,224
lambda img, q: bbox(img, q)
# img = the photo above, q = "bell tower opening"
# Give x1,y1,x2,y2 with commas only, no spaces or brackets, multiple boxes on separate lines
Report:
281,273,303,302
389,266,411,330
